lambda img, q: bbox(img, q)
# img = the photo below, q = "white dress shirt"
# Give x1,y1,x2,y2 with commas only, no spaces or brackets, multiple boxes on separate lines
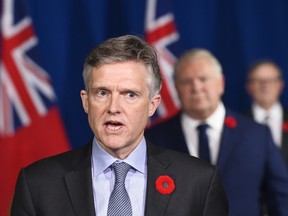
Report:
252,102,283,147
181,102,225,165
91,137,147,216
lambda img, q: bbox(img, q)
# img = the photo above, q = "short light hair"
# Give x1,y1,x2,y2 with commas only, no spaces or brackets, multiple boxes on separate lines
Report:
174,48,223,81
82,35,162,98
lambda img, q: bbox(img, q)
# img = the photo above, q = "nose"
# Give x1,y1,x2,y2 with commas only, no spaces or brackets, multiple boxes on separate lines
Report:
190,79,203,92
107,94,121,115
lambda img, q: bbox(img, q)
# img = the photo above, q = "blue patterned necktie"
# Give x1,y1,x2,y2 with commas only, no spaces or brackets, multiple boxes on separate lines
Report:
107,162,132,216
197,123,211,163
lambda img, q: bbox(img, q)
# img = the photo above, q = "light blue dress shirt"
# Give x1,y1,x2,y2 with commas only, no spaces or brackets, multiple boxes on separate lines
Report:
91,137,147,216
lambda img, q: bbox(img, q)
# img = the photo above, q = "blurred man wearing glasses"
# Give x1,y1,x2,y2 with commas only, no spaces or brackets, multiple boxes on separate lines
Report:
246,60,288,166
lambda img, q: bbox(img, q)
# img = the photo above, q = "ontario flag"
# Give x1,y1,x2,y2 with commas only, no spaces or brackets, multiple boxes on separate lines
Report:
0,0,70,215
145,0,181,127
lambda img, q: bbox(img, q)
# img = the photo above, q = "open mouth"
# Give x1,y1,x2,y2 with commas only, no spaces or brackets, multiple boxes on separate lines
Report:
105,121,123,131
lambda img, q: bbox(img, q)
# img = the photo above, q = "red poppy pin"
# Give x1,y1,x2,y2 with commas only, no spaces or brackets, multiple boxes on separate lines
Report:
224,116,237,128
155,175,175,195
282,121,288,133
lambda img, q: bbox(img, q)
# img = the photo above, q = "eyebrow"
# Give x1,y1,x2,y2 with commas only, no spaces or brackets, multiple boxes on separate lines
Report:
90,85,142,93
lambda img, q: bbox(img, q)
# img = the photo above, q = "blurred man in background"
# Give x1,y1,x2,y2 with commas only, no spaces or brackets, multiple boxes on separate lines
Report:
145,49,288,216
246,60,288,166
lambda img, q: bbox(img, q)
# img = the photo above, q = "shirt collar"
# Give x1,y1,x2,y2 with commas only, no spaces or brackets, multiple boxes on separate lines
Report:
206,102,226,130
181,102,226,130
253,102,282,120
91,136,147,177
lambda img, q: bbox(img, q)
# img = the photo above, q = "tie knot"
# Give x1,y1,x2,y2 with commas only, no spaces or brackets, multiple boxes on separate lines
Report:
197,123,209,132
264,114,270,122
112,162,130,183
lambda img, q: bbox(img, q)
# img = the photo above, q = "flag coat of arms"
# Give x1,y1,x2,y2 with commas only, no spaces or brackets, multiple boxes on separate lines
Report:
0,0,70,215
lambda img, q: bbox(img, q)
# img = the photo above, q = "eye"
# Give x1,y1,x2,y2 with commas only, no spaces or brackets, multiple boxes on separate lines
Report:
180,80,191,86
97,90,107,97
127,92,137,98
199,76,209,83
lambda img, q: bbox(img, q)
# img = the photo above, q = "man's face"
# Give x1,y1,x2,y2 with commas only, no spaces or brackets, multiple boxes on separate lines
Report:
246,63,284,109
81,61,161,159
175,57,224,120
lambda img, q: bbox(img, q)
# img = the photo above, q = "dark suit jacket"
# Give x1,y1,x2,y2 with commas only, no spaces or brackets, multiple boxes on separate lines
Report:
246,108,288,166
11,140,228,216
145,109,288,216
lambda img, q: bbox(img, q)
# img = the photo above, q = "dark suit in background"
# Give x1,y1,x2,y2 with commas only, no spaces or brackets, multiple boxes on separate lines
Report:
145,110,288,216
246,109,288,167
282,111,288,164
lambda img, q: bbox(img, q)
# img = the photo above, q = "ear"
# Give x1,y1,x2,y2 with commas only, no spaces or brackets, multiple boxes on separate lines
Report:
80,90,89,113
280,79,285,91
148,94,161,117
245,80,252,95
219,76,226,96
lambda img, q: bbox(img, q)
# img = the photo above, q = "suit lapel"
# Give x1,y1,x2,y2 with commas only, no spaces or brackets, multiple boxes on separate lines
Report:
144,143,175,216
281,111,288,165
173,114,190,154
217,111,238,170
65,142,96,216
63,140,179,215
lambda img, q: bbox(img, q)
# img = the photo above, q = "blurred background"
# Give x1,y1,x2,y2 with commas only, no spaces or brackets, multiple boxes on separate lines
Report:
1,0,288,214
26,0,288,148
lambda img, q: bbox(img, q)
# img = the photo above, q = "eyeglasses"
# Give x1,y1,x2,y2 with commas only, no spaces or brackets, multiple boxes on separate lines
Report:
249,77,281,85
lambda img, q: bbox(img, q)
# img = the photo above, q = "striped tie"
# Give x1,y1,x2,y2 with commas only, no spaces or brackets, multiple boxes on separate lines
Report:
107,162,132,216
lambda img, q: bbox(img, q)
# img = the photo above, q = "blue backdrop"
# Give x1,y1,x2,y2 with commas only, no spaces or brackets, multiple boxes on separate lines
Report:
26,0,288,148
